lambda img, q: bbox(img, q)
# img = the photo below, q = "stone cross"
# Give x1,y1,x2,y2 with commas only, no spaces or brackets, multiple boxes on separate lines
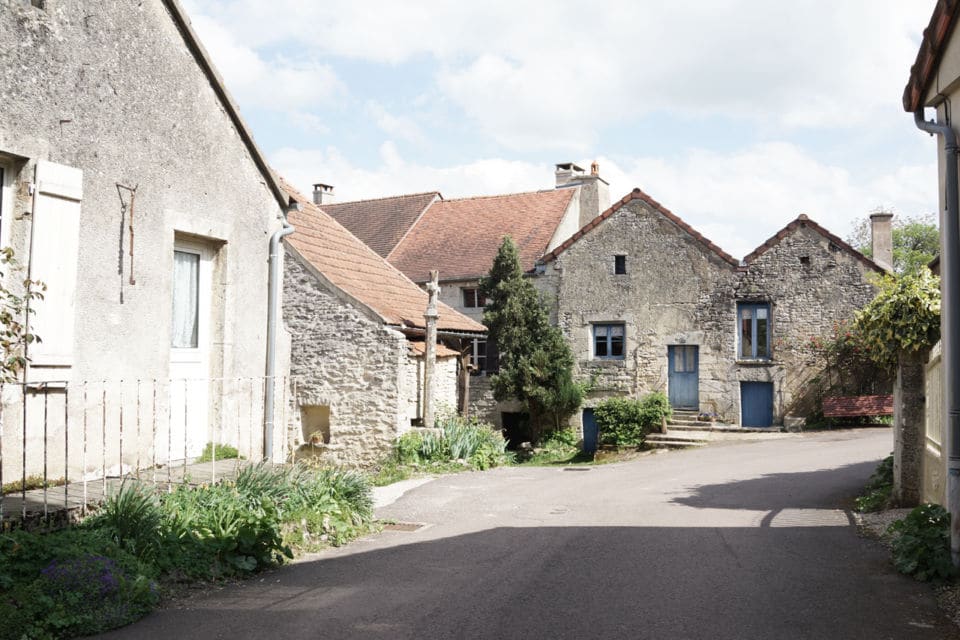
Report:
423,270,440,429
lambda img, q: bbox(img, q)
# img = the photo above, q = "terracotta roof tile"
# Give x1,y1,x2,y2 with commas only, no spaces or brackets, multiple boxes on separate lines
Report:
279,178,484,335
407,341,461,358
388,189,577,282
904,0,960,112
324,192,439,258
742,214,885,273
541,189,739,267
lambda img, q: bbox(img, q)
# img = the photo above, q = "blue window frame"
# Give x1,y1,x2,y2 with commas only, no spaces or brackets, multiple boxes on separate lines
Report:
593,323,625,359
738,302,770,360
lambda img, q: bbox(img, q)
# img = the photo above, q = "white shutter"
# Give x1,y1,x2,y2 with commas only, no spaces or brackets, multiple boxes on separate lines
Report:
29,160,81,367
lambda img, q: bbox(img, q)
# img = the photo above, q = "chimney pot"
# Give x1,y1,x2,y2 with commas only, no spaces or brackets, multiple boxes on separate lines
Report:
869,211,894,271
555,162,585,187
312,183,335,206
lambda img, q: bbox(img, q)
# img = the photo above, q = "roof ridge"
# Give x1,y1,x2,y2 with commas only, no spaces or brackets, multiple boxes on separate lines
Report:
541,188,739,267
436,188,563,203
742,214,885,273
323,191,441,207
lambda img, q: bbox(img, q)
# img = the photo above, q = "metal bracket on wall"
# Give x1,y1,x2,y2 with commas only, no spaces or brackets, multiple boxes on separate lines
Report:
115,183,138,303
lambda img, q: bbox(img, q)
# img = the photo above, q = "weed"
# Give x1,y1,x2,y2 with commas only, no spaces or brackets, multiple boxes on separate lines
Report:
196,442,241,463
887,503,957,582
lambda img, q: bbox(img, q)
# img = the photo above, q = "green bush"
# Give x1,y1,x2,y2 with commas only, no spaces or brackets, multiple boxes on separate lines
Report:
391,415,510,470
594,392,671,446
85,482,162,560
196,442,241,463
855,454,893,513
887,503,957,582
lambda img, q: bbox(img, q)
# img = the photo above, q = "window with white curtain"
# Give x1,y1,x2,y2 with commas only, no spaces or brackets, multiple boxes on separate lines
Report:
171,250,200,348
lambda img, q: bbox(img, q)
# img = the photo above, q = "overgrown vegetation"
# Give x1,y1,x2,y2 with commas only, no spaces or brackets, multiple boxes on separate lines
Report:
2,474,66,495
854,269,941,370
0,247,45,382
855,454,893,513
887,503,957,583
196,442,241,463
524,428,581,465
480,236,585,442
392,414,512,471
594,393,671,447
0,464,374,638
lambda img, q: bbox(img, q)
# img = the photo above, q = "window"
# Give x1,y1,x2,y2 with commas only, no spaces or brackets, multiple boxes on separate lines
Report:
614,255,627,275
468,338,487,374
593,324,625,359
171,250,201,348
738,302,770,360
462,288,486,308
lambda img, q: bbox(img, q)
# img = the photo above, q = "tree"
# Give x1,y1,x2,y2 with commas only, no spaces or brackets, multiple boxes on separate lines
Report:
479,237,583,441
848,212,939,274
854,269,941,370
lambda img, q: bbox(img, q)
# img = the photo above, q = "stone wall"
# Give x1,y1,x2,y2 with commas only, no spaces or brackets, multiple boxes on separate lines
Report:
283,254,408,468
401,352,459,426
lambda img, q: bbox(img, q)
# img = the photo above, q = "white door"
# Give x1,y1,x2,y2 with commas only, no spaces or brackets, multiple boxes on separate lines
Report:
165,239,212,463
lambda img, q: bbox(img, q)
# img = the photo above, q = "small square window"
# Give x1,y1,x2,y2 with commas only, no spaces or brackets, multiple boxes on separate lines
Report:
462,288,486,308
614,255,627,275
593,323,625,359
799,256,810,267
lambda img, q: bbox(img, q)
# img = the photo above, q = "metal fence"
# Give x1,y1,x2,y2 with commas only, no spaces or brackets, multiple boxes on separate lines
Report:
0,376,295,524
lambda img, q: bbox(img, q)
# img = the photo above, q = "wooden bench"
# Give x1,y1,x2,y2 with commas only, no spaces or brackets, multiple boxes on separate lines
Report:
822,394,894,419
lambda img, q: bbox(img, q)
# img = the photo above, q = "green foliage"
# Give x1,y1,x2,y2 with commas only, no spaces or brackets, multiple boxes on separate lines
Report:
85,482,162,560
854,269,941,370
2,474,65,495
480,237,583,441
854,454,894,513
386,415,512,474
849,213,940,275
525,428,580,465
594,393,671,446
0,247,45,383
887,503,957,582
196,442,241,463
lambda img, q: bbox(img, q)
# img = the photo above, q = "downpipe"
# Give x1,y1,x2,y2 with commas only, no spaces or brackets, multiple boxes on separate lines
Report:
914,108,960,565
263,207,296,461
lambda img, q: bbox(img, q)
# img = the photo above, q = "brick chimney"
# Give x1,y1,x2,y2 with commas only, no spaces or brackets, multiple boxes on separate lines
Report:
870,211,894,271
312,183,334,206
555,161,610,227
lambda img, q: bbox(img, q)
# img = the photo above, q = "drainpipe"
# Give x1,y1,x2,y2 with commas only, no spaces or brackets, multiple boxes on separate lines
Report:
914,108,960,565
263,205,296,461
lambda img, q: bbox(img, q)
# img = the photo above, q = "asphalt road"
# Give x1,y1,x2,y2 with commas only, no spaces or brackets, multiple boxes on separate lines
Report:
101,428,960,639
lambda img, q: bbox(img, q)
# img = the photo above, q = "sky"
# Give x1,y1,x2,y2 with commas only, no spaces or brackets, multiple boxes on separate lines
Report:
182,0,938,260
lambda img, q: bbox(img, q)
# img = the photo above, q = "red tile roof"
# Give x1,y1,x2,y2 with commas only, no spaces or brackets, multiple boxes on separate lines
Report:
407,341,461,358
324,192,439,258
541,188,739,267
904,0,960,112
742,214,885,273
388,189,577,282
822,395,894,418
280,178,485,335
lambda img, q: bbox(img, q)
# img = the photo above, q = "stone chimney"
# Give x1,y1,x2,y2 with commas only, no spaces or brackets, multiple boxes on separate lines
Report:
312,183,335,206
870,211,894,271
554,161,610,228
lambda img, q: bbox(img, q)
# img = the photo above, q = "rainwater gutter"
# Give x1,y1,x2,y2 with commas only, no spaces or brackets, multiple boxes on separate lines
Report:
914,108,960,565
263,205,296,461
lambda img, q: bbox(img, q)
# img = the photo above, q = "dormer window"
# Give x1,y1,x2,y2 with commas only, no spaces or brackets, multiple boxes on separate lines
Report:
614,255,627,275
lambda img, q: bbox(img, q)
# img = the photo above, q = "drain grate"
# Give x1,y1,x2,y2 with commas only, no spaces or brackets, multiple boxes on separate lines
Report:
562,467,591,472
382,521,427,532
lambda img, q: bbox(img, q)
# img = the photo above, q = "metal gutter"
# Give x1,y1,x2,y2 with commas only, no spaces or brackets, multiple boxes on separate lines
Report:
914,108,960,565
263,207,296,461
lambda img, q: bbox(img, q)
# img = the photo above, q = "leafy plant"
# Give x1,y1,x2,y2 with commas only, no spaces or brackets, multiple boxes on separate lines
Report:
85,481,162,560
855,454,893,513
594,393,671,446
855,269,941,370
196,442,241,463
887,503,957,582
0,247,45,383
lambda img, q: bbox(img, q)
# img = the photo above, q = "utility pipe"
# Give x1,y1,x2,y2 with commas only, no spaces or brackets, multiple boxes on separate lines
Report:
914,108,960,565
263,206,296,461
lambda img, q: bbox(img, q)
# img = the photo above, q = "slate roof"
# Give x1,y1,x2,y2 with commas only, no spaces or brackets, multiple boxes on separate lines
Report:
388,189,577,282
743,214,885,273
541,188,739,267
324,192,439,258
280,178,485,335
904,0,960,112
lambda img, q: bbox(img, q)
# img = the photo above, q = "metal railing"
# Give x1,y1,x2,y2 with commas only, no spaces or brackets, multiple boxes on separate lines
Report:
0,375,295,524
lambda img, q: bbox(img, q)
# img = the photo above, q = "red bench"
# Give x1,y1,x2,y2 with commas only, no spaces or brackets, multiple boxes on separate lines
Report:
822,395,894,419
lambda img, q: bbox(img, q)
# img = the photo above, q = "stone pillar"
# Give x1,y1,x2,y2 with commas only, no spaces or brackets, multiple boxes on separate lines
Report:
458,345,471,417
894,349,928,506
423,270,440,429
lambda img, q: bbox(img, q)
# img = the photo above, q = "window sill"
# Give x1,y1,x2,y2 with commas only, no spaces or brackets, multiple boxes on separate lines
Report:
736,359,774,366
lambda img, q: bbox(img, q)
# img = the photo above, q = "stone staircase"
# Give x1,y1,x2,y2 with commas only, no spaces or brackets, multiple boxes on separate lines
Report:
644,409,779,450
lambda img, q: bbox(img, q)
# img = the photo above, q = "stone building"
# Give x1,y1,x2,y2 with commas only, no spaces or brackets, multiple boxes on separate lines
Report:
539,188,886,433
281,182,485,467
324,162,611,429
0,0,298,483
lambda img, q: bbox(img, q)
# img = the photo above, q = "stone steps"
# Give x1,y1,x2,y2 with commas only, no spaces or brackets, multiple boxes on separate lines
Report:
645,432,708,450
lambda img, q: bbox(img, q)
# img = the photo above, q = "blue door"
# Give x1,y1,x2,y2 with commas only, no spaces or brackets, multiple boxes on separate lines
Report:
741,382,774,427
582,408,598,453
668,346,699,410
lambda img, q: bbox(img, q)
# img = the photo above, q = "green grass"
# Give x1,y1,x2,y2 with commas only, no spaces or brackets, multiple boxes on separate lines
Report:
196,442,241,463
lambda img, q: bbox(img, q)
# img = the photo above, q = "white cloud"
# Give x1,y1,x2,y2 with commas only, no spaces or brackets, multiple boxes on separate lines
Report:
271,142,937,260
365,102,425,144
